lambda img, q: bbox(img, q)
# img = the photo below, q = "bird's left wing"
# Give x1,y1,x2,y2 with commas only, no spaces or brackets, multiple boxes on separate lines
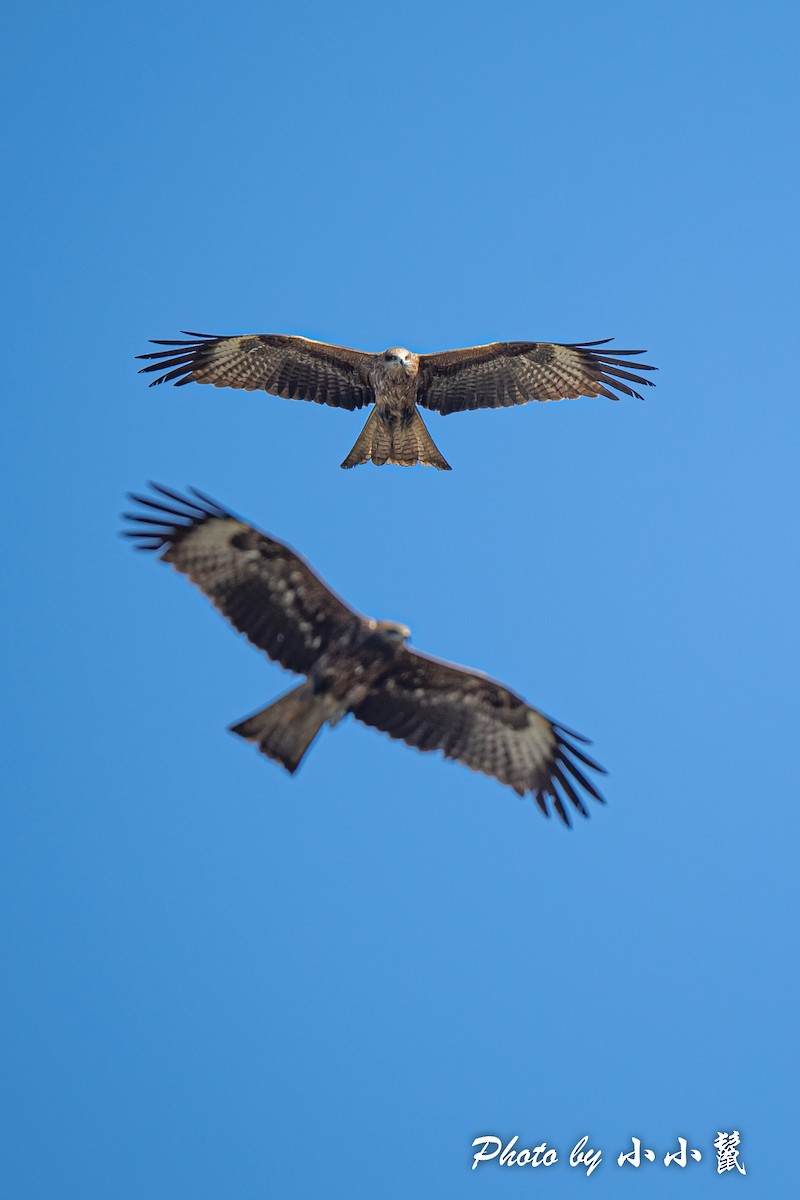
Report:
351,647,606,825
137,332,374,410
417,339,656,413
122,484,363,677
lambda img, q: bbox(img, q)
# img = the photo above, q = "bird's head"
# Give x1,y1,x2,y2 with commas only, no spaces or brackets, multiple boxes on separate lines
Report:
368,618,411,647
381,347,418,376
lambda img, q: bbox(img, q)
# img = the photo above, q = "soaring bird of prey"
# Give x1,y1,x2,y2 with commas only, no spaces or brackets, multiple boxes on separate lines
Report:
137,332,656,471
123,484,607,825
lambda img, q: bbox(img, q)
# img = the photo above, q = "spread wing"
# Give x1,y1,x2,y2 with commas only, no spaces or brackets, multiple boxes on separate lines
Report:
351,648,606,826
137,332,374,411
417,339,656,414
122,484,362,676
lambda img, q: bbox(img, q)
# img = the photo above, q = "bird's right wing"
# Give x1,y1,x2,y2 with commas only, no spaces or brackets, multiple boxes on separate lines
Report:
122,484,362,677
137,332,374,411
351,646,606,825
417,339,656,413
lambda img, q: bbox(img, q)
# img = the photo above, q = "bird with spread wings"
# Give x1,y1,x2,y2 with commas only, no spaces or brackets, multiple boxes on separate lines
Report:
123,484,607,825
137,332,656,471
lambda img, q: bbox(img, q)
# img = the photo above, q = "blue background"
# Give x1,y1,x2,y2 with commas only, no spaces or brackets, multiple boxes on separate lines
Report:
2,1,796,1195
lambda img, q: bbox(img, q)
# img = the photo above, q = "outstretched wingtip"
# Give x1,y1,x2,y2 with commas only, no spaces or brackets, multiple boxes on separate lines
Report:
135,333,221,386
121,482,233,552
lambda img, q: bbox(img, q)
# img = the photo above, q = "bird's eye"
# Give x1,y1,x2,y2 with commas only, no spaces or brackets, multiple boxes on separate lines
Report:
384,353,393,361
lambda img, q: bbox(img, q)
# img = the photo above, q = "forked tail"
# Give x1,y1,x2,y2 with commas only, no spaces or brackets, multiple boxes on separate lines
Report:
340,407,451,470
229,683,341,773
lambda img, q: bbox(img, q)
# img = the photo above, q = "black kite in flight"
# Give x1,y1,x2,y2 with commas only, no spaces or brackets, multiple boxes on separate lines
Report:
123,484,607,825
137,333,656,471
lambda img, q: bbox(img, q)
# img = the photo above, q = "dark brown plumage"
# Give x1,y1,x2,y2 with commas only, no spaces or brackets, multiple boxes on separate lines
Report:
137,332,656,470
123,484,607,825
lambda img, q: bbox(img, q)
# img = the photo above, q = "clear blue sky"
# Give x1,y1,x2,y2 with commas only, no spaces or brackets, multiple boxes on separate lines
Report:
2,1,797,1195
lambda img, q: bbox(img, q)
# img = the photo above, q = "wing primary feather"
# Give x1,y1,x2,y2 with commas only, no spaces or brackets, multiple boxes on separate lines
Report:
551,764,589,817
597,379,646,401
130,492,201,522
141,365,195,386
559,754,607,803
121,514,178,527
552,792,571,827
593,354,657,372
567,340,656,358
568,337,615,348
534,792,550,818
551,719,591,743
137,350,197,364
598,364,657,385
126,493,187,517
558,734,607,773
570,340,657,366
148,480,224,518
148,481,227,520
187,485,233,517
136,332,220,354
140,341,190,350
124,489,218,538
146,481,200,503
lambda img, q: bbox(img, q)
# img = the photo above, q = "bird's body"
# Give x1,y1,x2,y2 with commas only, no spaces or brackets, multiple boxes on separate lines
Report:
138,332,656,470
367,347,420,418
342,345,449,469
124,484,607,825
232,617,412,772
